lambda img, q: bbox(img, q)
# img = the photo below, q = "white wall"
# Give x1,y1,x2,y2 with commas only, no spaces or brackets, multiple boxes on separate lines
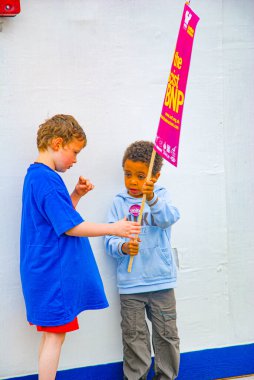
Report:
0,0,253,377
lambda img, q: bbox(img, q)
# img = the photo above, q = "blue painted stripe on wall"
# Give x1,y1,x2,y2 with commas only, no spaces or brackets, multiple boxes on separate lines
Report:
178,343,254,380
3,343,254,380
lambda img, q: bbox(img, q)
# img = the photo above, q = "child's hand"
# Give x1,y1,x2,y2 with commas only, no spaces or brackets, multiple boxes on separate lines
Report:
74,176,95,197
112,217,141,239
122,238,141,256
142,177,157,201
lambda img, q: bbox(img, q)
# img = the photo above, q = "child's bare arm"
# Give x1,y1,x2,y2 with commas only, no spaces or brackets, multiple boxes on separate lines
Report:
65,218,141,239
71,176,94,208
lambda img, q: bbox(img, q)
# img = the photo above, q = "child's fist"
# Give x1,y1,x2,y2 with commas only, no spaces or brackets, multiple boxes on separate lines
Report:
142,178,157,201
75,176,95,197
122,238,141,256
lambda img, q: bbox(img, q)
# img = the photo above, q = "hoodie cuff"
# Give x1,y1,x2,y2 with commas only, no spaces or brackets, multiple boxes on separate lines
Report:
118,241,127,256
146,194,159,207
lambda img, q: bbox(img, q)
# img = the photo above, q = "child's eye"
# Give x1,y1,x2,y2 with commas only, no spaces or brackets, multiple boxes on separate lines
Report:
138,175,146,180
124,173,131,178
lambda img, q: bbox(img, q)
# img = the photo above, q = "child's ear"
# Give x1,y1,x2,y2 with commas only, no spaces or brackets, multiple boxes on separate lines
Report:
51,137,63,151
153,172,160,182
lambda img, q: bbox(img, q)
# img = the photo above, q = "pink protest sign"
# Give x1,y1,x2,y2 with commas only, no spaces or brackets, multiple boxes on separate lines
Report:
154,3,199,167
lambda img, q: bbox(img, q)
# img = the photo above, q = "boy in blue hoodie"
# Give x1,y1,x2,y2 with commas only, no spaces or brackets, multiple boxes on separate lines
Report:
105,141,180,380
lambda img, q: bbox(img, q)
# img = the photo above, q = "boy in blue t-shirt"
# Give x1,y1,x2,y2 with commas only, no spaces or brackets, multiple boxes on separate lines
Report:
20,114,140,380
105,141,180,380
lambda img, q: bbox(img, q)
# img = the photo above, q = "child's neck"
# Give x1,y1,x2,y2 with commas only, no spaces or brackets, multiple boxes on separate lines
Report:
35,150,55,171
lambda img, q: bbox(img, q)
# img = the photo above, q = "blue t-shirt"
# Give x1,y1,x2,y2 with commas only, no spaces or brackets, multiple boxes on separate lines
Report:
20,163,108,326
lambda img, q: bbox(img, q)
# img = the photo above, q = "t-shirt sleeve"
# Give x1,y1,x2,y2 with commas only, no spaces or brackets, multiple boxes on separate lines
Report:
42,189,84,237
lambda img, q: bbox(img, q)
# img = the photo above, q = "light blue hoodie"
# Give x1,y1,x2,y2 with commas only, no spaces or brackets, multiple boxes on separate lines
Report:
105,185,180,294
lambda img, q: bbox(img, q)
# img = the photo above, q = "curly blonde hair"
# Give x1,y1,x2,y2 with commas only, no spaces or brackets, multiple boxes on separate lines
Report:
37,114,87,151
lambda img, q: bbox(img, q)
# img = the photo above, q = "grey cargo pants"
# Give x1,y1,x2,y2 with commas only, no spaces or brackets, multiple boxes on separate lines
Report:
120,289,180,380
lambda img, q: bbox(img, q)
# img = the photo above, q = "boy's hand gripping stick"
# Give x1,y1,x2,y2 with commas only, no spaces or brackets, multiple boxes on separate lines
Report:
127,149,156,273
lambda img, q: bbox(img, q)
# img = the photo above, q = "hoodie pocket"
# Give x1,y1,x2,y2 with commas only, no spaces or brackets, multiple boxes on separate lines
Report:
139,246,172,278
158,247,172,266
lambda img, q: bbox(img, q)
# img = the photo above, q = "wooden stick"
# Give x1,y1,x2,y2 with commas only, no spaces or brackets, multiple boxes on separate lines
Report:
127,148,157,273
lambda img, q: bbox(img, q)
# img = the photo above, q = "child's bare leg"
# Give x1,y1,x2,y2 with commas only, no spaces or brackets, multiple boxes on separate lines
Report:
38,332,46,359
38,332,66,380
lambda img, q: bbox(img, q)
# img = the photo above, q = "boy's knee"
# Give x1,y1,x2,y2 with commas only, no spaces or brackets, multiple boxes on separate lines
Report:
45,332,66,346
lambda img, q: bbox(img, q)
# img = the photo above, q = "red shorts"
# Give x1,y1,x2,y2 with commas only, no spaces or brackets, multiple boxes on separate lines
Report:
29,317,79,333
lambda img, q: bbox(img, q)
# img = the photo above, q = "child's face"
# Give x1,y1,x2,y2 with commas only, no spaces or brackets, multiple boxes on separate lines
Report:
123,159,149,198
53,138,85,172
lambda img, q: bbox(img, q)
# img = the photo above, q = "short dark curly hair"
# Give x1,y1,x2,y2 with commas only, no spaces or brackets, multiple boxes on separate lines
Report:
122,141,163,175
